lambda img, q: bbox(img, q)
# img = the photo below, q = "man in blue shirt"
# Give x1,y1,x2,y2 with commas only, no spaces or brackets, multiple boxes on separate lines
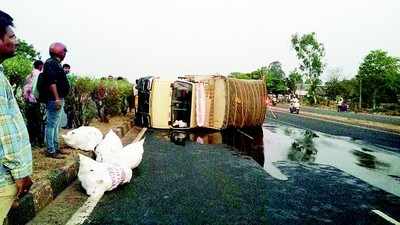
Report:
0,10,33,224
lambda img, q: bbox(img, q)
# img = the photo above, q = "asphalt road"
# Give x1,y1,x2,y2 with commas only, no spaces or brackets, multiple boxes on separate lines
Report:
268,110,400,150
80,128,400,225
277,104,400,125
83,130,271,225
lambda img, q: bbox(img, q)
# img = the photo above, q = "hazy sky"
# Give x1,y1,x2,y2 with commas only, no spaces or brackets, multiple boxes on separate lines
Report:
2,0,400,82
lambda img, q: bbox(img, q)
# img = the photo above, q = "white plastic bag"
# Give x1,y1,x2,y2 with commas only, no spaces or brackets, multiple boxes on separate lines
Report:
62,126,103,151
95,129,123,162
101,138,145,169
78,154,132,197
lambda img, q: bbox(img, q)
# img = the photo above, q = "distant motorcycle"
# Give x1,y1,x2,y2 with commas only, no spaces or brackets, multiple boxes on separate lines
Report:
272,97,277,106
337,102,349,112
289,99,300,114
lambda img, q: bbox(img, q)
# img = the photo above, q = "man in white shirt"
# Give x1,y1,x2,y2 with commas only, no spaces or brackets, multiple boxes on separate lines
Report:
23,60,44,146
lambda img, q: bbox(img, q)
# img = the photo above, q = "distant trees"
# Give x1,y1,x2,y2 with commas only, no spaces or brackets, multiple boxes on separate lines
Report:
323,50,400,111
357,50,400,109
286,69,302,94
325,68,345,101
265,61,287,94
291,32,325,104
229,61,288,94
230,66,267,80
229,33,400,112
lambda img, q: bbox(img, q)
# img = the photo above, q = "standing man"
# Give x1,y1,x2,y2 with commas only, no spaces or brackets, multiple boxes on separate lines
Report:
0,10,33,224
43,42,70,159
62,63,73,129
23,60,44,146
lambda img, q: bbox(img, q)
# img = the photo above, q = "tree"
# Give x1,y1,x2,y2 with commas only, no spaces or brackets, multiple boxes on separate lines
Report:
286,69,302,94
251,66,267,80
324,68,344,100
265,61,287,93
15,39,40,61
357,50,400,109
3,39,40,91
230,67,268,80
340,78,359,102
291,32,325,104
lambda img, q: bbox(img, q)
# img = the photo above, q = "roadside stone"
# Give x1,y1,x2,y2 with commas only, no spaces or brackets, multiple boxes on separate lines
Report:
7,193,35,225
31,180,54,212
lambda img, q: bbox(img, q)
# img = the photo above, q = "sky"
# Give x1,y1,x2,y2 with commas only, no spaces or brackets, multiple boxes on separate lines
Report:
2,0,400,83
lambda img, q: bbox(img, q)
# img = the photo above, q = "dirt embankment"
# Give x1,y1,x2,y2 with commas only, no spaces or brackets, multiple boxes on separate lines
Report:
32,116,133,182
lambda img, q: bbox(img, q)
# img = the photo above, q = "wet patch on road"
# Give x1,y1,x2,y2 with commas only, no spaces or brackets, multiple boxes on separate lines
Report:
156,125,400,198
262,122,400,198
83,126,400,225
83,129,270,225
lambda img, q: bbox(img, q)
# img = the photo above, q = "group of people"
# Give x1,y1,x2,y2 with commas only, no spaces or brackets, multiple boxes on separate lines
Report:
23,61,71,147
0,10,71,223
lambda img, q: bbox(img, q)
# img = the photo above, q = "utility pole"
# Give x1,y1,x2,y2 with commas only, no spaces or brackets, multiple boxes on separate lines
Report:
359,78,362,110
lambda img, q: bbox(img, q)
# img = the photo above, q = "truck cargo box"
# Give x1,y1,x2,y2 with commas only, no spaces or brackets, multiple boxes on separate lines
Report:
136,75,267,130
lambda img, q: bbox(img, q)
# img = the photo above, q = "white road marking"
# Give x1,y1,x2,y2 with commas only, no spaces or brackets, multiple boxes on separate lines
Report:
65,127,148,225
65,194,103,225
372,210,400,225
134,127,147,142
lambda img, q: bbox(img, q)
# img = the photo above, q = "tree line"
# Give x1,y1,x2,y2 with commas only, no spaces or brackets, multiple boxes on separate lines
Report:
5,36,399,113
229,32,400,111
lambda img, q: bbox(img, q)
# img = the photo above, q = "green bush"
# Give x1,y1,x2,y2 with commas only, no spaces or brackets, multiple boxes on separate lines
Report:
16,73,134,128
65,76,133,127
3,54,32,91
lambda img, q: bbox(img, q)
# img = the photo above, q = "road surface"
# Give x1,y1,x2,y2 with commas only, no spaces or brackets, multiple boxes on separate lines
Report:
78,128,400,225
268,110,400,149
277,104,400,125
29,113,400,225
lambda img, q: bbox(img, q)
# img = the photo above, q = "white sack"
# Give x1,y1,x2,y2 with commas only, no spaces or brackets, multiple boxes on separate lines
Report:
172,120,187,128
78,154,132,197
78,154,112,196
62,126,103,151
101,138,145,169
95,129,123,162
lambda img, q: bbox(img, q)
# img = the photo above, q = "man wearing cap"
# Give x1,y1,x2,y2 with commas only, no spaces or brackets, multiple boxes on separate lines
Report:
42,42,71,159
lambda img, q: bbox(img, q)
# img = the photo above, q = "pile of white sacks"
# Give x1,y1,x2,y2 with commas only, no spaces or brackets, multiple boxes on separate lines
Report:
62,126,145,197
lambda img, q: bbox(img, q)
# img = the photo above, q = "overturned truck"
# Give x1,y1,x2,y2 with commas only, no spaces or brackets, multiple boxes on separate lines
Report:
135,75,267,130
